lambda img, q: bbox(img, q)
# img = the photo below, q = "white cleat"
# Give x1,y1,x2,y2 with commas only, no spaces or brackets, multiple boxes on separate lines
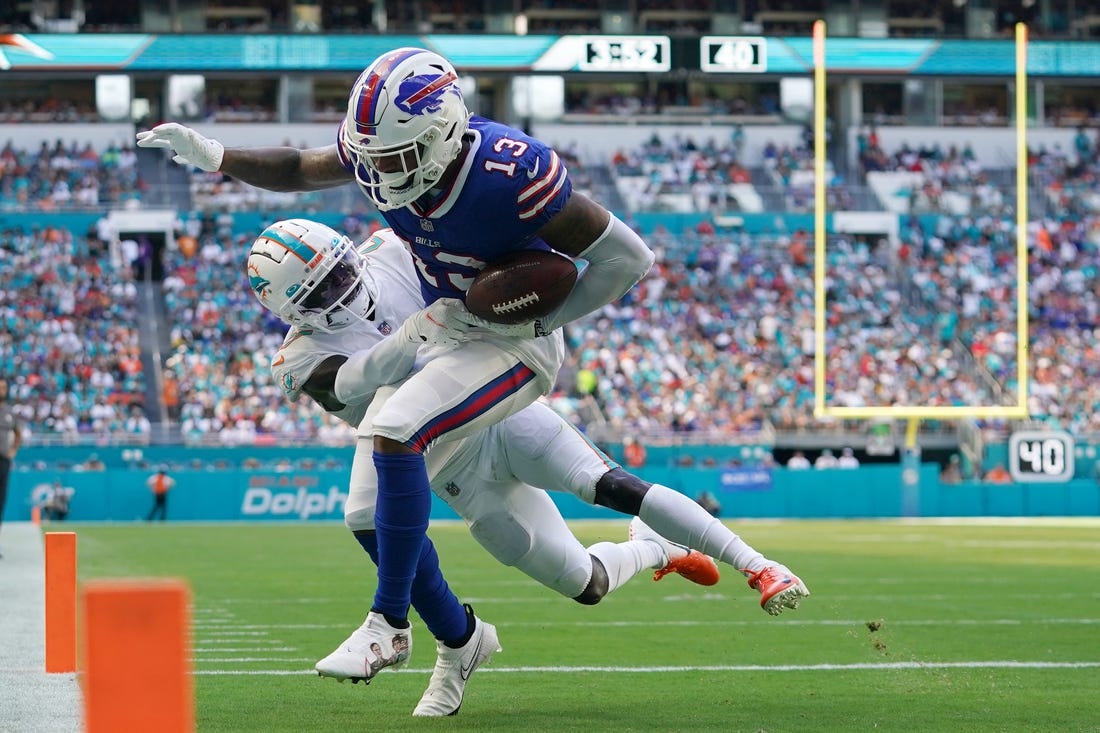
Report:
413,605,500,717
315,611,412,684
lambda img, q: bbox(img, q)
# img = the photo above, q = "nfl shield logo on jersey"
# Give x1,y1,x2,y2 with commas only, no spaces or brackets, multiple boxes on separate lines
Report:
420,219,434,232
377,321,392,335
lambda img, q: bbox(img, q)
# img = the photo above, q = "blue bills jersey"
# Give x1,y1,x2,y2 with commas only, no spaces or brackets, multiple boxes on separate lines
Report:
338,116,572,304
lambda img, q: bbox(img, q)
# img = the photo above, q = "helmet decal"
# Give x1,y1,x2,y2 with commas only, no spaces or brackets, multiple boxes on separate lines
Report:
246,219,378,334
352,48,422,135
257,226,321,266
397,70,460,115
342,48,470,210
249,275,271,300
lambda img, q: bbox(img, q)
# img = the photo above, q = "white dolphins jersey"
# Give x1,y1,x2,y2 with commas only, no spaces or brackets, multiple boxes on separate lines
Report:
269,228,565,427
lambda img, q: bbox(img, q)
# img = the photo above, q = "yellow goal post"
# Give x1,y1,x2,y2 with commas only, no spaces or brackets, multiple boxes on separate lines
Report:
811,20,1031,426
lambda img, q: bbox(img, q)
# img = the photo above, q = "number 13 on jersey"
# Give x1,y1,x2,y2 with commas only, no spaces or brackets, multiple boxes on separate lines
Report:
1008,430,1075,483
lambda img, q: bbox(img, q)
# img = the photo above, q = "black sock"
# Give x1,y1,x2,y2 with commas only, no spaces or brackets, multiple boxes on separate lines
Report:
371,607,410,629
442,604,476,649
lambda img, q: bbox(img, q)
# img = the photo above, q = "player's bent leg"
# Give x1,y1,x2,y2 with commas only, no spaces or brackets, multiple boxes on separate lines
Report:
631,482,810,612
572,556,609,605
463,485,660,604
495,402,617,505
467,504,592,599
413,604,501,717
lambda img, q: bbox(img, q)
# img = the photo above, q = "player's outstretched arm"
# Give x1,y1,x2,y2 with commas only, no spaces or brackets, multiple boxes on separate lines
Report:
136,123,352,192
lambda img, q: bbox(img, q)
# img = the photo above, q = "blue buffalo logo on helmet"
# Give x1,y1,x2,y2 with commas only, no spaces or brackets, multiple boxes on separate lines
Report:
395,71,460,116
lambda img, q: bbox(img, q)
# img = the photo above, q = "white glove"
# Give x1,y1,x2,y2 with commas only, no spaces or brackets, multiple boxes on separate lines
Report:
451,309,552,340
136,123,225,172
399,298,474,348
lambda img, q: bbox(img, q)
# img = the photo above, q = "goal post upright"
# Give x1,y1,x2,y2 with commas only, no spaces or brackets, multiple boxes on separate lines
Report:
812,19,828,419
1014,21,1031,416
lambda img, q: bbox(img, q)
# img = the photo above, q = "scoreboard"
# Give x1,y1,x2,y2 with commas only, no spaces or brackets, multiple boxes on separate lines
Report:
700,36,768,73
1008,430,1075,483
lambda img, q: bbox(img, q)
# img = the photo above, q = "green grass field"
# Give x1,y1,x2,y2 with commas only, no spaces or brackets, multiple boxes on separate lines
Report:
69,518,1100,733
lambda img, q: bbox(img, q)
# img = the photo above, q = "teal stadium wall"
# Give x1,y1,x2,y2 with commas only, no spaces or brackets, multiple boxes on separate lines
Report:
6,447,1098,523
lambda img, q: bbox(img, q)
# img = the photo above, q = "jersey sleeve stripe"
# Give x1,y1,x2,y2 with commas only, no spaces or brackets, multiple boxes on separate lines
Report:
516,151,562,204
518,172,569,221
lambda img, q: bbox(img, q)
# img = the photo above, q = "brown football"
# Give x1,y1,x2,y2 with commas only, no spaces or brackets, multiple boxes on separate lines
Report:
465,249,578,324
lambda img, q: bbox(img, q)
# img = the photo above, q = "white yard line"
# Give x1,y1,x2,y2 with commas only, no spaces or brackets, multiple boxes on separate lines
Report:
189,617,1100,632
194,660,1100,676
193,646,299,653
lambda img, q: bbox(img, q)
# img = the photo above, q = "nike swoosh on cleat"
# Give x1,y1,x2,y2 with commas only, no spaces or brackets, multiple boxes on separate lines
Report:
459,635,484,681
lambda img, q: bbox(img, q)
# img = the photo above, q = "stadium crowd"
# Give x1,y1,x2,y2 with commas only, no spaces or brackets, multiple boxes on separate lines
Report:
0,139,145,211
0,222,149,442
3,130,1100,445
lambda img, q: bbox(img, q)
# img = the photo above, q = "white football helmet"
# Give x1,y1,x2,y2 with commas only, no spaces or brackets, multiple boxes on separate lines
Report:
340,47,470,210
246,218,376,333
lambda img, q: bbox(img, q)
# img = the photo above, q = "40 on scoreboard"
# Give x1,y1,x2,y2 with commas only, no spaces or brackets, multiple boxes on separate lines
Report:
1008,430,1075,483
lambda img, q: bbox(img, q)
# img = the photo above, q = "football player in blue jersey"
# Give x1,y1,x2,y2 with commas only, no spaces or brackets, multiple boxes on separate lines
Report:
138,47,657,685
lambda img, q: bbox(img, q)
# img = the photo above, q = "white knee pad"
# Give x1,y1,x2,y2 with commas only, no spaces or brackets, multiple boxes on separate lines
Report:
469,510,592,598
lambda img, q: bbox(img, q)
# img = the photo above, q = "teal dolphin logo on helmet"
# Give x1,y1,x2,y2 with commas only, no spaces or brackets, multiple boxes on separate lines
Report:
249,274,271,299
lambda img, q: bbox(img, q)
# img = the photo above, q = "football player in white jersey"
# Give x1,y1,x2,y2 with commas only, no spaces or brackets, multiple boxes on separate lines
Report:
248,219,809,716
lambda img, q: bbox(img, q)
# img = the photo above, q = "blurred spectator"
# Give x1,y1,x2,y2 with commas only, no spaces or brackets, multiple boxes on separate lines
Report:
83,455,105,471
0,224,146,439
622,436,647,468
40,480,74,521
146,466,175,521
814,449,839,469
695,490,721,517
787,451,811,470
0,140,143,211
983,463,1013,484
837,447,860,469
940,454,964,485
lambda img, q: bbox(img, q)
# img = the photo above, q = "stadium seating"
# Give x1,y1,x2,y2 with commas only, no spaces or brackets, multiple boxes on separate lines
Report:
5,128,1100,445
0,223,148,440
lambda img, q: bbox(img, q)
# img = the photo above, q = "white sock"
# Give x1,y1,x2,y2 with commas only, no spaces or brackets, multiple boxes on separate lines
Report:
587,540,666,595
638,484,769,576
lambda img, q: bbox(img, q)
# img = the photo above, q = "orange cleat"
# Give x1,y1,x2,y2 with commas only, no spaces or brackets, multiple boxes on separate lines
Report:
652,549,720,586
745,565,810,616
628,517,720,586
